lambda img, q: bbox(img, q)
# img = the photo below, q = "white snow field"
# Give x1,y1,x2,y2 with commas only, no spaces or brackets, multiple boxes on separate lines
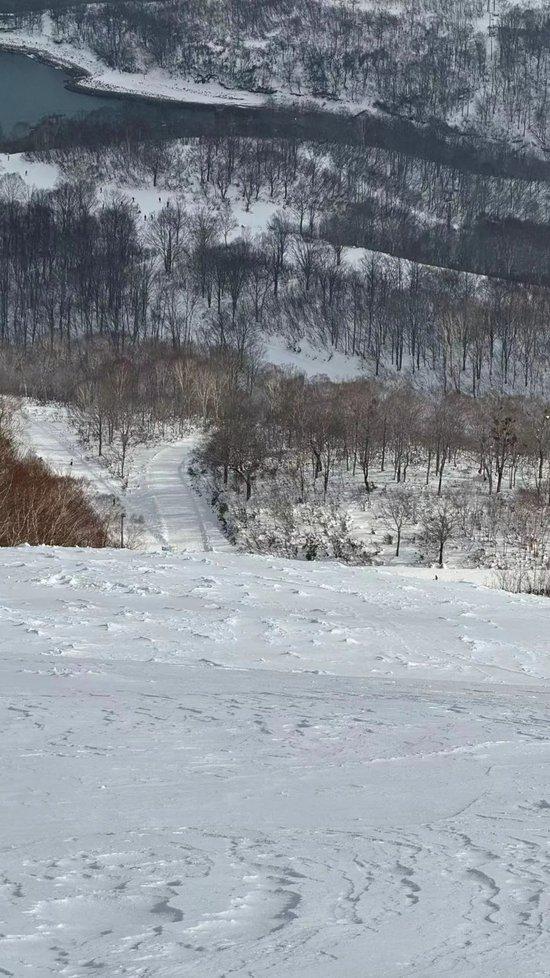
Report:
1,544,550,977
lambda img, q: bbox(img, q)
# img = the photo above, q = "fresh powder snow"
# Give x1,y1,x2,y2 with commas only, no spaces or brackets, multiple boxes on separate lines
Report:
1,545,550,976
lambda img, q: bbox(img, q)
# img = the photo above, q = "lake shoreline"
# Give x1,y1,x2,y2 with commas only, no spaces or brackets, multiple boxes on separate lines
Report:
0,34,292,113
0,37,93,85
1,36,549,185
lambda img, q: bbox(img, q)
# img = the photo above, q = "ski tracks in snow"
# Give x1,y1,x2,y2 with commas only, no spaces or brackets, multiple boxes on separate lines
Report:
141,437,230,553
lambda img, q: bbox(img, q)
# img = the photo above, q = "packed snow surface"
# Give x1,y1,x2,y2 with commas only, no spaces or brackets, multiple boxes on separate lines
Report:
1,545,550,977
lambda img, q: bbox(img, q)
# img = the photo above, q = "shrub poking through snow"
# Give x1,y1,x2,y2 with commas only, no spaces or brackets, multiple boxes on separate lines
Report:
0,417,109,548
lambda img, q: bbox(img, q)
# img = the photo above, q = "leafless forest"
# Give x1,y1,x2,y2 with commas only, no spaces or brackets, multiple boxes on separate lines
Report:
0,0,549,586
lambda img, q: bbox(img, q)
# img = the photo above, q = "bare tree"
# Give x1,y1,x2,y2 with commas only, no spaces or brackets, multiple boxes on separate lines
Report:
422,493,459,567
379,489,416,557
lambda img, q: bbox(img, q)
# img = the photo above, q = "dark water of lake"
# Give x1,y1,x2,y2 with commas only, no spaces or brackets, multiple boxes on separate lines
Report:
0,50,115,137
1,47,544,185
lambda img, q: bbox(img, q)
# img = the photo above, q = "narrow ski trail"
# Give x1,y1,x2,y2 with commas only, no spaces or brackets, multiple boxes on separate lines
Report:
142,438,231,552
19,402,230,553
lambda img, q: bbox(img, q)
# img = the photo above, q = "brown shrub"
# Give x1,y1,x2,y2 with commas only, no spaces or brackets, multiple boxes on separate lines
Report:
0,427,109,548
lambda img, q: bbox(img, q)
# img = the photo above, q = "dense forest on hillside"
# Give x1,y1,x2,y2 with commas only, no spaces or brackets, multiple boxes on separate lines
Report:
0,0,549,585
2,132,547,393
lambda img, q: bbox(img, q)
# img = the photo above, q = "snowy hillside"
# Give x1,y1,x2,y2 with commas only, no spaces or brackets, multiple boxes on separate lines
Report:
2,545,550,976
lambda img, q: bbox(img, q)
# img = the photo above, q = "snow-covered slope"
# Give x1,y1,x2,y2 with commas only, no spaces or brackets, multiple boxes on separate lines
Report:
2,545,550,976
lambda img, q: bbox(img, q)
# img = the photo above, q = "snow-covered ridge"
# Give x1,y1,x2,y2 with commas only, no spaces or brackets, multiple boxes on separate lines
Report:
2,544,550,976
